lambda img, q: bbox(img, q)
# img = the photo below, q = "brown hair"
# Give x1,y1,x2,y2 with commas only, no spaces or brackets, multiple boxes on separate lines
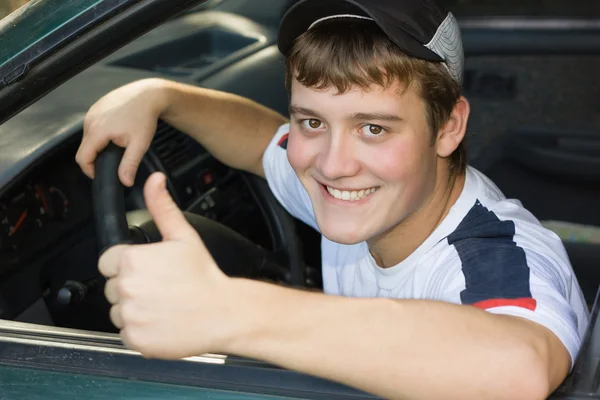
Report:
284,19,466,176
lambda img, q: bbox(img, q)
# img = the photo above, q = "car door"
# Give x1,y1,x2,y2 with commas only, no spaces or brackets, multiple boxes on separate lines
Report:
0,1,600,399
0,364,297,400
0,322,374,400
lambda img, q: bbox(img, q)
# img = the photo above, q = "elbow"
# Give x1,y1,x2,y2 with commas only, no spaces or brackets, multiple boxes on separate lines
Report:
516,369,551,400
507,344,554,400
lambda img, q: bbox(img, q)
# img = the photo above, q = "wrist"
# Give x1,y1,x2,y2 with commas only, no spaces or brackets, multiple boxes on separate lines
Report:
146,78,173,118
130,78,173,119
152,78,198,123
217,278,277,356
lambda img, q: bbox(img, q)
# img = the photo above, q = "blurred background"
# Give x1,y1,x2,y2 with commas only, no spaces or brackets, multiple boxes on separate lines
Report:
0,0,29,19
2,0,600,21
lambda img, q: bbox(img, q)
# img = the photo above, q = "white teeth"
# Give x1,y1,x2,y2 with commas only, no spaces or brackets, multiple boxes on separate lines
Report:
326,186,377,201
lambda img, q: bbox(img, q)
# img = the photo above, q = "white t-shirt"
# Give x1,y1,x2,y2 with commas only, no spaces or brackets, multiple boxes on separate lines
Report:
263,123,590,364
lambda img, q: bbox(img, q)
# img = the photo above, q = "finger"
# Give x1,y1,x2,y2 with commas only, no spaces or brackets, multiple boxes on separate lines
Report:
98,244,129,278
104,278,119,305
143,172,197,241
119,141,149,187
120,327,138,353
110,304,124,329
75,135,111,179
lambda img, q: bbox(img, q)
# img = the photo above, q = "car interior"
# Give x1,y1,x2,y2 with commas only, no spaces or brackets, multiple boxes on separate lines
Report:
0,0,599,346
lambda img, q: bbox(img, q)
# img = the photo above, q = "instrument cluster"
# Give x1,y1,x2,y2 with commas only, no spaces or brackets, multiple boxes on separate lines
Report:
0,153,92,271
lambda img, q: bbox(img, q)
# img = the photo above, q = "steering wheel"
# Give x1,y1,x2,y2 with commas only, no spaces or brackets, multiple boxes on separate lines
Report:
92,143,305,286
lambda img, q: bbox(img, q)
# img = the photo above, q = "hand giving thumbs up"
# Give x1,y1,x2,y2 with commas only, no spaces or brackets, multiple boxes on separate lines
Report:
99,172,236,359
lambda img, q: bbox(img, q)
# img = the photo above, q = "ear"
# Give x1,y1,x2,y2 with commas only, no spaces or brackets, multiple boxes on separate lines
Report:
436,96,470,158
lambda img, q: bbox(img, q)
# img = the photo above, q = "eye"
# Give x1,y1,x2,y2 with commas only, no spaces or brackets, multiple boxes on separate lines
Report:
301,119,323,130
360,124,385,136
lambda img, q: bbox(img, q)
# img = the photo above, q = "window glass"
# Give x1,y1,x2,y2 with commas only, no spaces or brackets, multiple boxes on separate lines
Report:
0,0,104,69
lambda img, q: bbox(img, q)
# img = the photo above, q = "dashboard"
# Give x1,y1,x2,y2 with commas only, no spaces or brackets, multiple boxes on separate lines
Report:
0,117,281,329
0,9,298,328
0,121,273,271
0,144,91,271
0,129,281,333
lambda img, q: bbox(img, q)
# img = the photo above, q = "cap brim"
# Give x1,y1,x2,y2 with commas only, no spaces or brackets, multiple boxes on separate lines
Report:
278,0,443,62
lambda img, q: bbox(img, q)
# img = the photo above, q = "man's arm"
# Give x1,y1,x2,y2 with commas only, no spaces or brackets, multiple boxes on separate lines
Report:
77,78,287,184
100,173,572,400
159,80,288,178
223,279,570,400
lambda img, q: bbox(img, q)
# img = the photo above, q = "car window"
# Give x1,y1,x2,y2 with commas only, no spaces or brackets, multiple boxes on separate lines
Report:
0,0,104,70
439,0,600,18
0,0,30,19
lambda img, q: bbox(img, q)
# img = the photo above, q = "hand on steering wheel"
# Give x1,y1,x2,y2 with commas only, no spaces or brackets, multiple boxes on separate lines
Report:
99,171,235,359
92,143,306,284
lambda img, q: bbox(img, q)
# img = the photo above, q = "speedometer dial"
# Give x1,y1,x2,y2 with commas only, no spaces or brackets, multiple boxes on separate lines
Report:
0,185,44,252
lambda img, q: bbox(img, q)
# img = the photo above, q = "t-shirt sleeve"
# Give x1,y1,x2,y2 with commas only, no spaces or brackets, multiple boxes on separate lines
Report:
434,240,587,368
262,123,319,231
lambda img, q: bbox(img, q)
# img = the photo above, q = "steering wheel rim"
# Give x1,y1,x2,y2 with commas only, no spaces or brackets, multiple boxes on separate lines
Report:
93,142,306,286
240,172,305,286
92,143,130,254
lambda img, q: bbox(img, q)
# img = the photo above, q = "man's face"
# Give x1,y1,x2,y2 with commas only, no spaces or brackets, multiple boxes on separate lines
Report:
287,79,441,245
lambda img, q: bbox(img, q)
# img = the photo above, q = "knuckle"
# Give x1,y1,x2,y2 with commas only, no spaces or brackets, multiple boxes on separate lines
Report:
120,328,137,350
75,151,89,168
122,328,149,354
121,248,139,271
109,305,122,328
97,255,110,277
112,135,128,148
120,302,139,325
104,280,114,303
83,120,99,139
117,276,134,299
120,329,132,346
83,114,93,131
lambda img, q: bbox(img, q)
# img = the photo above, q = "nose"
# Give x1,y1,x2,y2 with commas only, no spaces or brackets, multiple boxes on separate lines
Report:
315,130,361,180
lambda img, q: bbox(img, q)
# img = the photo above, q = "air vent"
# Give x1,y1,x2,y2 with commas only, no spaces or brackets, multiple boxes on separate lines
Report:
151,121,200,172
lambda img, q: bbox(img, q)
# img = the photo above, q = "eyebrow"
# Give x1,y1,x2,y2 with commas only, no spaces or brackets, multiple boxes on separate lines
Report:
288,105,403,123
288,105,324,119
349,112,403,122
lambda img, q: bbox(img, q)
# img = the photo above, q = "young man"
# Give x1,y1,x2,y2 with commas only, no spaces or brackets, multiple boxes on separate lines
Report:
76,0,588,398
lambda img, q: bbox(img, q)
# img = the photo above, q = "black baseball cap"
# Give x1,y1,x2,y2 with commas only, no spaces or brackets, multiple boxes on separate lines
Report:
278,0,464,83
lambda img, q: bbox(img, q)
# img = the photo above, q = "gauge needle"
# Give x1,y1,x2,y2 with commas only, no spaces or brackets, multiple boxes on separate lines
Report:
10,210,28,235
35,185,48,213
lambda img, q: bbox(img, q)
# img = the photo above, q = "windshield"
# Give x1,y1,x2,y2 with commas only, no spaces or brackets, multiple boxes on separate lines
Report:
0,0,229,78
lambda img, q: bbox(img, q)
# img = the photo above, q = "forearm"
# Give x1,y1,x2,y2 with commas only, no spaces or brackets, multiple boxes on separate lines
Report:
156,79,288,177
223,279,560,400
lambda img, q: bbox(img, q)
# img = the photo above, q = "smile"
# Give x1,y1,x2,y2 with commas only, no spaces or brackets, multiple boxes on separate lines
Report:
325,186,378,201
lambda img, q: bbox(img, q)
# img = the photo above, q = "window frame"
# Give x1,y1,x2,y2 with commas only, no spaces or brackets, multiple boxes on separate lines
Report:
0,321,376,399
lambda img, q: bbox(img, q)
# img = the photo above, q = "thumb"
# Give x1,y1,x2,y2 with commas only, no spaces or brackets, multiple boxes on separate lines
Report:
144,172,196,241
